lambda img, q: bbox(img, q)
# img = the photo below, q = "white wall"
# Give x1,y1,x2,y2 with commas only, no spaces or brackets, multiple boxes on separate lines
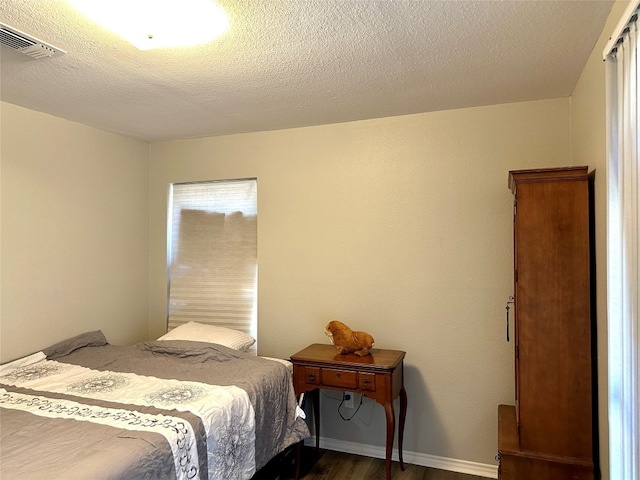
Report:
0,102,150,362
570,2,630,478
149,97,572,467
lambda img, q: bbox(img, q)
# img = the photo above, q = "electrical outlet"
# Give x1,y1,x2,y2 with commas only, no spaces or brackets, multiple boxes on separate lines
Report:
344,392,354,409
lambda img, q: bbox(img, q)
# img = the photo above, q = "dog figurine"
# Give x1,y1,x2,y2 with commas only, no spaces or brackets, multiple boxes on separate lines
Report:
324,320,375,356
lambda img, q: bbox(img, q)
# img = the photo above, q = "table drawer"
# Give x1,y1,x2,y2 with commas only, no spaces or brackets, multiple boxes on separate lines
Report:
304,367,321,385
322,368,357,389
359,372,376,391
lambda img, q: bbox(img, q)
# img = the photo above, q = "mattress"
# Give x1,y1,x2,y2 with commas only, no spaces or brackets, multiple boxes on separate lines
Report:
0,331,309,480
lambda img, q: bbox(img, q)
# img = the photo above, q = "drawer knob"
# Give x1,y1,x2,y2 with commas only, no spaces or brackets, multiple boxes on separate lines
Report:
308,373,316,381
364,378,370,384
337,373,342,378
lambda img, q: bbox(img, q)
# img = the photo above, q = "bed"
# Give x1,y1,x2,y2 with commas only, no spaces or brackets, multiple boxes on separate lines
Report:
0,329,310,480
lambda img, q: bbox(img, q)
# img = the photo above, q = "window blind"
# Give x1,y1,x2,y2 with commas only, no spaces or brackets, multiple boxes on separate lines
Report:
167,179,257,349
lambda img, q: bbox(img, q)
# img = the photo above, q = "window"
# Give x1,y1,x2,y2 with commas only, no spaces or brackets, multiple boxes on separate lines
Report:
167,179,257,351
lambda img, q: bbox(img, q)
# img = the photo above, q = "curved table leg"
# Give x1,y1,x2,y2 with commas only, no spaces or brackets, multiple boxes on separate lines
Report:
383,401,395,480
295,441,302,480
312,388,320,450
398,386,407,470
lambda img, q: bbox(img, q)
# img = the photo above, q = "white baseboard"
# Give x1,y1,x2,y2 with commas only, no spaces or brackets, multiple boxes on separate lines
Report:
304,436,498,479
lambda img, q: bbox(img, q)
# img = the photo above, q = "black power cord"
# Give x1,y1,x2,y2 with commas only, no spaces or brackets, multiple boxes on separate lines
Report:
319,390,364,421
338,392,363,421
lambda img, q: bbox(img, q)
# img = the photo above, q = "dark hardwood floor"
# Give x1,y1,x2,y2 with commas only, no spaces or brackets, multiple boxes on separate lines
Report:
257,447,488,480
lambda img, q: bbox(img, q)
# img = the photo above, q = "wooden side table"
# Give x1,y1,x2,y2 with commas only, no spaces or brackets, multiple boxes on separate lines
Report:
290,343,407,480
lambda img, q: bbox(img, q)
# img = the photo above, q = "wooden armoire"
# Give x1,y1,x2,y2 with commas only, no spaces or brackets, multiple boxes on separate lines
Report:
497,167,596,479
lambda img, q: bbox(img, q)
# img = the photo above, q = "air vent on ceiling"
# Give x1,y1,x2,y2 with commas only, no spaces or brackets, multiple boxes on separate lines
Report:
0,22,65,59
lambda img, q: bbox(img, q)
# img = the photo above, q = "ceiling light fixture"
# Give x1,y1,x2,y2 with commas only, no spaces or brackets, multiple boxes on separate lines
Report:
67,0,229,50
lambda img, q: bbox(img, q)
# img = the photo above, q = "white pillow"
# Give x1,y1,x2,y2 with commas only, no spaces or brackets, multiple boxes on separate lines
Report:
158,322,256,352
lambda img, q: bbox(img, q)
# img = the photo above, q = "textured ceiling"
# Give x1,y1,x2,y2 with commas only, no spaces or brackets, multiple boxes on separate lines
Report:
0,0,614,142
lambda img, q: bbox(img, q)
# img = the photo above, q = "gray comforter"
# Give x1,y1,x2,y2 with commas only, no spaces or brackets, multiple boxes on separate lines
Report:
0,331,309,480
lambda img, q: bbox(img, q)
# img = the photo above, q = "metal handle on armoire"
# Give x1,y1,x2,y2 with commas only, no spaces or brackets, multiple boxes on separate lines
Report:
505,296,514,342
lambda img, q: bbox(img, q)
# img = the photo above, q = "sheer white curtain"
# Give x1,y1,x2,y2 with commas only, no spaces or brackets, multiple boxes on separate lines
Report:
604,4,640,480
